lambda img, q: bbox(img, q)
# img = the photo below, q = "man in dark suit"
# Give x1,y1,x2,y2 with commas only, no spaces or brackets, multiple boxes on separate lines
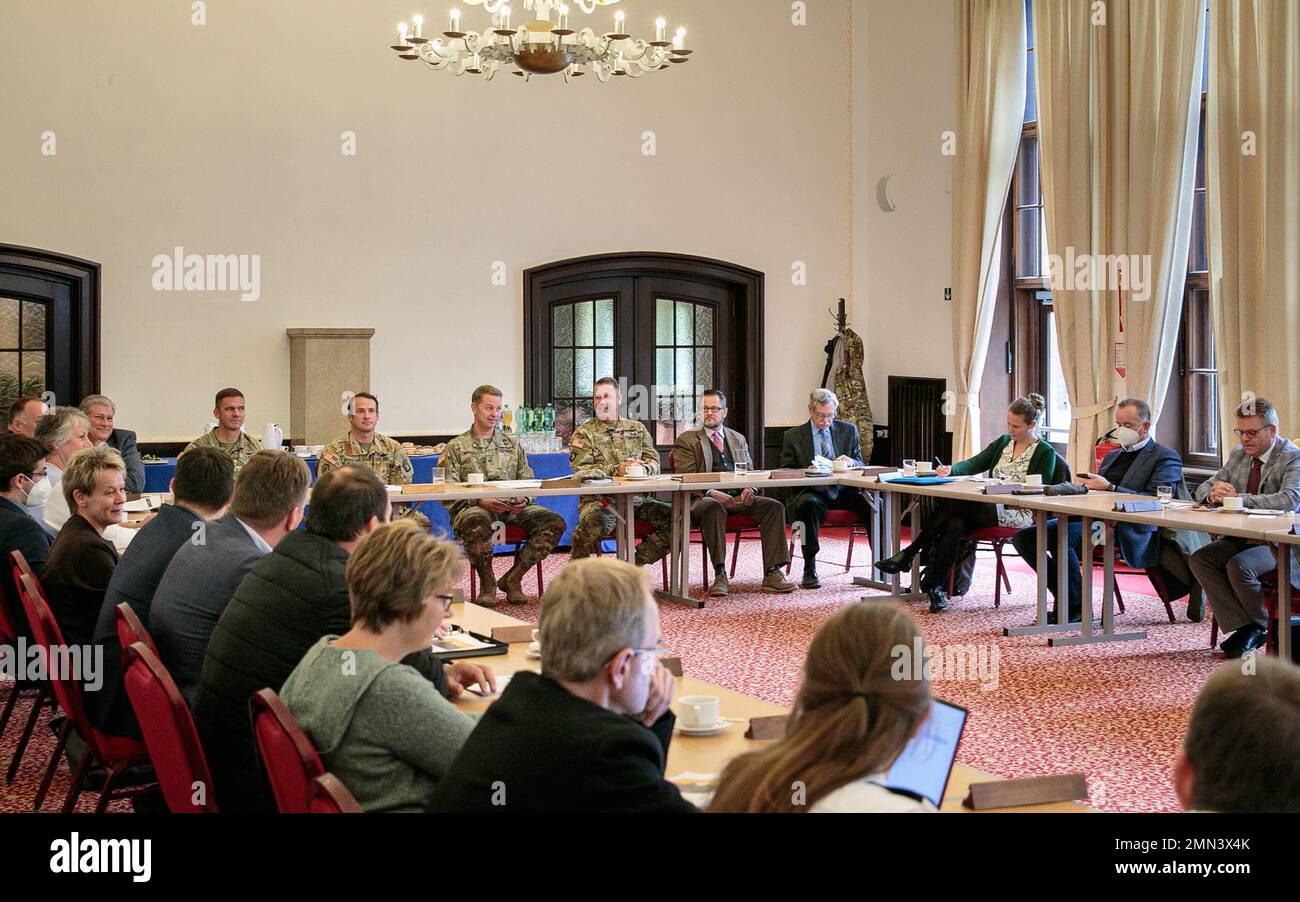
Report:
671,389,795,596
432,558,695,813
81,395,146,495
148,451,310,705
1013,398,1185,623
0,435,54,642
85,447,234,738
1190,397,1300,658
779,388,870,588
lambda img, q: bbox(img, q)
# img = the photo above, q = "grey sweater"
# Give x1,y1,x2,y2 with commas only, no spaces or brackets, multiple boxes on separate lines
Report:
280,637,476,813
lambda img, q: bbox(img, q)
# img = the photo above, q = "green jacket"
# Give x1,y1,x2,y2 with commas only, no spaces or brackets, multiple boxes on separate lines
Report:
950,434,1071,483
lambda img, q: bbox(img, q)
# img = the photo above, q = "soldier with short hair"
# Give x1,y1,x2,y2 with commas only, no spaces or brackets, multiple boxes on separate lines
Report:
182,388,263,475
568,377,672,566
442,385,565,606
318,392,430,531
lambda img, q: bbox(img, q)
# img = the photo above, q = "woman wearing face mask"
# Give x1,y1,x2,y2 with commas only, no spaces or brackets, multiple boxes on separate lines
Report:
874,394,1070,613
26,406,94,536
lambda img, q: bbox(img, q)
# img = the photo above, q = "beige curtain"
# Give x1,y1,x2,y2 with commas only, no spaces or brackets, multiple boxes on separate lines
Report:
1034,0,1205,474
1208,0,1300,445
950,0,1027,461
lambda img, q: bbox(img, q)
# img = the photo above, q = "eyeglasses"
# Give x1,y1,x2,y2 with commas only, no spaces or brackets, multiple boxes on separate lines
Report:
631,644,672,656
810,411,836,421
433,593,455,613
701,406,725,413
1233,427,1274,439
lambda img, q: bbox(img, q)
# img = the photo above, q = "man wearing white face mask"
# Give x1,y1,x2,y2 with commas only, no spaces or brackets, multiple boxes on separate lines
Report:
0,435,54,640
1012,398,1184,623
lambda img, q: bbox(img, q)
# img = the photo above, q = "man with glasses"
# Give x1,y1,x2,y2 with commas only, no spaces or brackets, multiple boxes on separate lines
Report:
672,389,795,595
780,388,869,588
0,434,53,639
1190,397,1300,658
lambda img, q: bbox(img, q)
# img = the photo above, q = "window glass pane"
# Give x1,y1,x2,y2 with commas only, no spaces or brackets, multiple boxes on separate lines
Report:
0,298,18,348
20,352,45,395
595,298,614,346
1195,112,1206,190
572,399,594,427
656,349,673,392
675,348,694,394
1045,311,1071,440
695,347,714,390
674,301,693,346
1017,208,1040,278
553,303,573,346
1016,138,1039,207
656,298,673,344
1188,289,1213,368
1039,210,1050,275
22,301,46,349
1190,373,1219,456
1024,49,1037,123
595,348,613,383
552,349,574,400
0,352,19,402
575,349,594,397
1190,192,1207,273
574,300,595,347
694,305,714,346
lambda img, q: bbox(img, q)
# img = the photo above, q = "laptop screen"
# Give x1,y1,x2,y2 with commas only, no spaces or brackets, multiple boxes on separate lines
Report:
884,699,968,807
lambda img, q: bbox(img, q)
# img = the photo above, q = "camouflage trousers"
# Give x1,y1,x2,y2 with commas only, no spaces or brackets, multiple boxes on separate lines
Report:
571,496,674,566
395,504,432,532
452,504,565,574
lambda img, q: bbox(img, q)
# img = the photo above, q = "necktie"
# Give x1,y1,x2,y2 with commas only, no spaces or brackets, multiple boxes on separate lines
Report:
1246,457,1263,495
819,429,831,460
711,431,725,455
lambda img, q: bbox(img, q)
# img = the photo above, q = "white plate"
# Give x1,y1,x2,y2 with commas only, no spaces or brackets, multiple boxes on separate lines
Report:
676,721,729,736
525,647,542,659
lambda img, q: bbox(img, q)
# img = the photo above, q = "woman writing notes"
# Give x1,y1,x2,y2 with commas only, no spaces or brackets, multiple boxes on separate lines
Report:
873,394,1070,612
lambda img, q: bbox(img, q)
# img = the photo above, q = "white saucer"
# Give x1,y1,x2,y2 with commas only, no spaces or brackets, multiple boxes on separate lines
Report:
676,721,728,736
525,646,542,659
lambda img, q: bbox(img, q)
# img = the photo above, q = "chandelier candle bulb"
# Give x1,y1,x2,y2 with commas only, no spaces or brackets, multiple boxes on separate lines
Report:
450,8,460,32
613,10,625,35
413,14,423,37
501,5,511,30
558,4,569,30
399,22,409,43
655,17,665,42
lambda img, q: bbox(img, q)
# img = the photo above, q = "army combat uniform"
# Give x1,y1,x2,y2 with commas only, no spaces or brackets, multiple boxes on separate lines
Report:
181,429,263,475
318,432,431,531
441,428,565,605
568,417,672,565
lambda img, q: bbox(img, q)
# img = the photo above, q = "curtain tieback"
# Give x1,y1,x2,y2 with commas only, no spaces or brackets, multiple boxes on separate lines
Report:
1071,398,1117,420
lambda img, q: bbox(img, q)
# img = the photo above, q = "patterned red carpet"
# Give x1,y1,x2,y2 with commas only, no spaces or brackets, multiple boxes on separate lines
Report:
0,528,1220,813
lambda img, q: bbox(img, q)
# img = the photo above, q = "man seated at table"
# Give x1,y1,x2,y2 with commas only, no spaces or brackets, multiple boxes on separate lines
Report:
149,451,310,703
1011,397,1185,624
567,377,672,566
318,391,429,530
431,558,695,813
182,387,263,475
671,388,794,596
6,395,47,437
0,435,54,645
80,394,145,495
1189,397,1300,658
441,385,564,606
196,464,493,812
1175,656,1300,812
780,388,870,589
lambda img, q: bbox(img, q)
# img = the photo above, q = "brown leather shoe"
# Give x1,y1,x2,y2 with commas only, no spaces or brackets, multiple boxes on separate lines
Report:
761,571,797,594
708,571,729,597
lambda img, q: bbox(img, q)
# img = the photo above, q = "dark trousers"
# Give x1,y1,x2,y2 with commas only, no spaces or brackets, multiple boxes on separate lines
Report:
789,489,874,566
907,499,998,592
1011,517,1085,613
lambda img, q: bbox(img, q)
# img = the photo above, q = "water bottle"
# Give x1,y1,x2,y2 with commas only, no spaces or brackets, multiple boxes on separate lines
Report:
502,404,513,432
543,403,556,451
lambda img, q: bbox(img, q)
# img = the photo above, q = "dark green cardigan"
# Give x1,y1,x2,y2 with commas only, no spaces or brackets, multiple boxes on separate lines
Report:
949,434,1071,483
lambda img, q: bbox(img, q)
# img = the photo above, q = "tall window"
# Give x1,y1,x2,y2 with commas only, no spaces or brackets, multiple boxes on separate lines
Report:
551,298,615,426
0,297,48,404
654,298,715,446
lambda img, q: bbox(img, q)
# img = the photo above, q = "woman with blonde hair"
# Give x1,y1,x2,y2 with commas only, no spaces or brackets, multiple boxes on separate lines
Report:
709,603,934,813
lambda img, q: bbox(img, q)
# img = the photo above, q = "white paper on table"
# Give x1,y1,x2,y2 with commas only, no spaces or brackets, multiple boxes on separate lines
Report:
461,674,513,697
488,480,543,491
122,495,162,512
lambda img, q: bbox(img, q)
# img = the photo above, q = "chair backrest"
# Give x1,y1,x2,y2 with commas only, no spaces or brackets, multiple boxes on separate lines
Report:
16,571,99,756
308,772,363,813
1,549,40,644
122,641,218,813
250,688,325,814
115,602,160,659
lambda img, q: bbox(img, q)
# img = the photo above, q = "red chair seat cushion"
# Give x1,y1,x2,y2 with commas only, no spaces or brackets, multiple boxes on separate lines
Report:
968,526,1020,541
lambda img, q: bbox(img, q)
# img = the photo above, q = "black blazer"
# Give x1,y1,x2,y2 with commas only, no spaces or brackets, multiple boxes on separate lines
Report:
0,495,53,640
779,419,863,470
40,514,119,649
106,428,146,495
431,672,696,813
87,503,203,737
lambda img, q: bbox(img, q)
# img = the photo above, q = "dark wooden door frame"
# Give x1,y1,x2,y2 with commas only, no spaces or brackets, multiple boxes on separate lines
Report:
524,252,766,465
0,244,101,405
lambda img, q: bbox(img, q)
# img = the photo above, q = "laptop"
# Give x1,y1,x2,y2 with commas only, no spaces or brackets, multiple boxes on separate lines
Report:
884,699,968,807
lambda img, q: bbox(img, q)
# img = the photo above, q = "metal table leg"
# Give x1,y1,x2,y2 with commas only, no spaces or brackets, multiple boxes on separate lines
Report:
1052,519,1146,647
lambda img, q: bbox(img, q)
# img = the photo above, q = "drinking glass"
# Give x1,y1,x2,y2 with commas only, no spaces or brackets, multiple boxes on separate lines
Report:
902,458,916,476
1157,485,1173,506
734,462,750,478
431,467,446,484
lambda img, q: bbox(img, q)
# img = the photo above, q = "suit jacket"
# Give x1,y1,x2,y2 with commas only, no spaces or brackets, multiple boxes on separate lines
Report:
0,495,53,641
430,671,696,813
672,425,755,497
39,514,119,649
105,428,146,495
86,503,203,737
779,419,863,505
148,512,269,706
1195,436,1300,574
1098,439,1185,568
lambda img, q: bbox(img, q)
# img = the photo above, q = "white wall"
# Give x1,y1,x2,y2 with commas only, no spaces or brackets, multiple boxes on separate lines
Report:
1,0,857,440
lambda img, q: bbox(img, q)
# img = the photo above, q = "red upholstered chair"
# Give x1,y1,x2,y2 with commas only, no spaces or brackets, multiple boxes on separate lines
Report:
668,449,764,591
466,525,548,600
16,572,157,812
588,505,670,590
2,551,58,786
308,772,363,813
121,641,218,812
251,688,325,814
947,526,1019,607
114,602,159,660
786,510,870,574
1211,571,1298,655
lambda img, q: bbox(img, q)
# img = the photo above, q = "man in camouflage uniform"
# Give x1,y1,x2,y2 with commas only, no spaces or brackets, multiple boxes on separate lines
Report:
568,377,672,566
442,385,565,606
317,392,431,531
182,387,263,475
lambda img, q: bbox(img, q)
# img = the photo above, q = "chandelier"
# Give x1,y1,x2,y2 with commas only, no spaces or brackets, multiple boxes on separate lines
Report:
390,0,693,82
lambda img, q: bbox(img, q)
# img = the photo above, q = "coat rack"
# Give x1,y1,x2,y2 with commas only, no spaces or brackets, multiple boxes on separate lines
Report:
829,297,847,335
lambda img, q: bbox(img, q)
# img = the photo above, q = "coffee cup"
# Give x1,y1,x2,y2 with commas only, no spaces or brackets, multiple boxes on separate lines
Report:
1222,496,1244,512
532,629,540,642
678,695,721,730
625,463,646,478
901,465,917,478
915,462,935,475
1024,474,1043,486
467,473,485,485
832,459,850,473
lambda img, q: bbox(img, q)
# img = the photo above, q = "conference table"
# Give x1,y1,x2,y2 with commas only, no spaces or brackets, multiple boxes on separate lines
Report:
446,600,1090,813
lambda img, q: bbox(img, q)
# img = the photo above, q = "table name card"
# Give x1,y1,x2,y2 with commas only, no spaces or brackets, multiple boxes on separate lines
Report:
1114,499,1163,513
963,773,1087,810
745,714,790,740
662,656,684,677
982,484,1021,495
489,625,535,645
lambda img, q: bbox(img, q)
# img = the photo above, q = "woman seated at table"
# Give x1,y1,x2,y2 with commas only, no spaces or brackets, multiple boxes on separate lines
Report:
709,602,935,813
26,406,93,534
280,520,479,813
874,393,1070,612
40,446,126,649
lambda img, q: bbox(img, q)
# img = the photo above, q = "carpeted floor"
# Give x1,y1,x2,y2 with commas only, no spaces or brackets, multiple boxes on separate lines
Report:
0,527,1222,813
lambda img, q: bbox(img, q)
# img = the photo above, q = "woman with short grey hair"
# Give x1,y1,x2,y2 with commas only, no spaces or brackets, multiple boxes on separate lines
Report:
25,407,93,533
